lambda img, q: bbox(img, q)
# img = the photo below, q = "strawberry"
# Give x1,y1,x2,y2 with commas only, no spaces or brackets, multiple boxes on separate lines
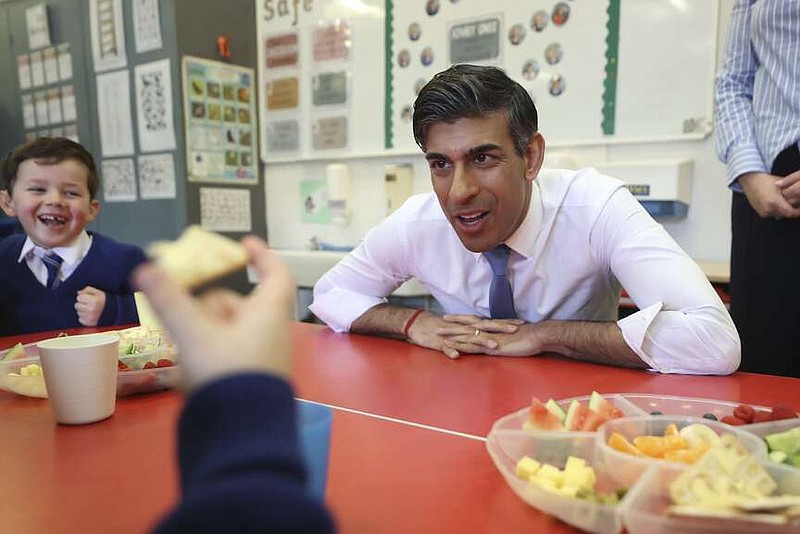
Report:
720,415,746,426
770,405,799,421
117,361,132,372
733,404,755,423
156,359,174,368
751,410,773,423
143,361,156,370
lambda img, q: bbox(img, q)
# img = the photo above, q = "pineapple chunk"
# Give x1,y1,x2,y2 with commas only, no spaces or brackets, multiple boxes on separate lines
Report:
515,456,542,480
535,464,565,485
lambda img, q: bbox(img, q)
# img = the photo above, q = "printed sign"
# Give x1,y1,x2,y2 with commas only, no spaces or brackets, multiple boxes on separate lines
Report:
449,17,501,63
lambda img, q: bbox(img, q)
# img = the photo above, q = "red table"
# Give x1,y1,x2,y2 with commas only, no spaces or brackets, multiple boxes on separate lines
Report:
1,322,798,533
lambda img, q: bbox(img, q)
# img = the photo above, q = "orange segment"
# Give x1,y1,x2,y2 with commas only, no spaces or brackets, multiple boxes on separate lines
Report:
608,432,644,456
662,435,688,452
633,435,667,458
664,423,679,437
663,445,709,464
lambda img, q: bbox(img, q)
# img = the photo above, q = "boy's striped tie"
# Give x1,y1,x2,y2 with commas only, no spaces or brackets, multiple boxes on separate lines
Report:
42,253,64,289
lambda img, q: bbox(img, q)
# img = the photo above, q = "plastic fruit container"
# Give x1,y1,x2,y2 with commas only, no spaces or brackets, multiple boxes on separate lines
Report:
622,459,800,533
0,354,179,398
595,415,768,488
486,427,628,534
498,393,644,435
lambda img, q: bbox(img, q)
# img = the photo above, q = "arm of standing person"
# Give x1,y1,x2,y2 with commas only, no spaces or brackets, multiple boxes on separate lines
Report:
714,0,800,219
134,236,334,534
438,188,741,375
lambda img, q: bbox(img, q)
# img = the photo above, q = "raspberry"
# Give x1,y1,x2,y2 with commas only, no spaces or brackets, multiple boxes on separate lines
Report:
751,411,773,423
720,415,746,426
733,404,755,423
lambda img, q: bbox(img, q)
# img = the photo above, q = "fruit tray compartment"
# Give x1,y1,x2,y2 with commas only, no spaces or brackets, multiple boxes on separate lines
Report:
486,431,627,534
623,460,800,533
487,393,800,534
0,355,179,398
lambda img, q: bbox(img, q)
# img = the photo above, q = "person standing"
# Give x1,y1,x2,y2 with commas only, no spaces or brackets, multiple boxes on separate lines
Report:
715,0,800,377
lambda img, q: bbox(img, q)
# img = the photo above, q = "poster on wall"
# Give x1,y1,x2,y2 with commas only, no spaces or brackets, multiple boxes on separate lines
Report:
132,0,163,53
90,0,128,72
138,152,176,199
199,187,252,232
25,4,51,50
182,56,257,184
134,59,176,152
101,158,137,202
96,69,135,157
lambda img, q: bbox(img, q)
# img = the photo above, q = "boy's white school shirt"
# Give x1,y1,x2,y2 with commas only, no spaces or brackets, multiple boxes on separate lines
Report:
16,230,93,286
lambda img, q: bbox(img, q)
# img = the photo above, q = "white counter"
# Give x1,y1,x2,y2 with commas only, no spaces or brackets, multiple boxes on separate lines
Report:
274,249,430,297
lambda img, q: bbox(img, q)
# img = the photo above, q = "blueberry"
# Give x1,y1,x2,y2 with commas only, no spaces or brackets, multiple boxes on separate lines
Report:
650,410,663,415
702,413,718,421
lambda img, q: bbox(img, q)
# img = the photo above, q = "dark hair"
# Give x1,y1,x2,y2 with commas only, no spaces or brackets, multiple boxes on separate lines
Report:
412,64,539,156
1,137,99,199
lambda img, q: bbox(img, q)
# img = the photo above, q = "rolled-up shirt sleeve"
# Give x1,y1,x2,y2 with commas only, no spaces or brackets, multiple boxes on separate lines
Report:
594,188,741,375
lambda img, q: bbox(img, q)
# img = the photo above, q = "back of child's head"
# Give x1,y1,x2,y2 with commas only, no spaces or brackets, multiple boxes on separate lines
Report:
1,137,99,199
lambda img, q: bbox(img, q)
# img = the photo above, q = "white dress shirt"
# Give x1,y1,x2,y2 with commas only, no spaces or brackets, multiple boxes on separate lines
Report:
17,231,94,286
310,168,740,375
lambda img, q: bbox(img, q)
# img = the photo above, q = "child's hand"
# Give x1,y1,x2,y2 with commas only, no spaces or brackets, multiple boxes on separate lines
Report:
75,286,107,326
132,236,294,392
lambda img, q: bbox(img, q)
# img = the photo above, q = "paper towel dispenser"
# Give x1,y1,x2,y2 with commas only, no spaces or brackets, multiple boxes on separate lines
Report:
593,160,693,219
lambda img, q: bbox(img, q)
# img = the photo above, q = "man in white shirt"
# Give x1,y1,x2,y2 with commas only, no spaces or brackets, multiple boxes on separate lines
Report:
310,64,740,375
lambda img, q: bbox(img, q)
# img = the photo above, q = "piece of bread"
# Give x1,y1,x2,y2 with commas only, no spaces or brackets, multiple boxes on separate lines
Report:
147,225,248,288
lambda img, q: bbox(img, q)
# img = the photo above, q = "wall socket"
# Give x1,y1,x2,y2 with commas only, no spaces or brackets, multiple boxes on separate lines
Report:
385,164,414,215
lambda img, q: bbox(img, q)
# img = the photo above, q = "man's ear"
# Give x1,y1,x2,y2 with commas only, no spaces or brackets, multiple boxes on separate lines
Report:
524,132,546,182
0,190,15,216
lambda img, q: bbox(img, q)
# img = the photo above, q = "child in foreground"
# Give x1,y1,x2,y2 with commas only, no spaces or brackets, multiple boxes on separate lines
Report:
134,236,335,533
0,137,146,335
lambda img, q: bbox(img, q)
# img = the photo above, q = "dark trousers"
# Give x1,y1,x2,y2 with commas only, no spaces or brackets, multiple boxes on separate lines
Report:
730,142,800,377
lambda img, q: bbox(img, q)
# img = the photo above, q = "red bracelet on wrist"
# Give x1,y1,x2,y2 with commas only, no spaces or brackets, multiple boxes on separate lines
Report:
403,309,424,339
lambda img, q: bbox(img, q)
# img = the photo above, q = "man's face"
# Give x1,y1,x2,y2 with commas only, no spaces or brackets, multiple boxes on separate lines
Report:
0,159,99,249
424,112,544,252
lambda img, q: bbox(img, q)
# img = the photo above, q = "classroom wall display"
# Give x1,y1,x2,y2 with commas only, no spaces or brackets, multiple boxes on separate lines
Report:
89,0,128,73
199,187,252,232
256,0,384,161
182,55,258,185
134,58,177,153
390,0,719,150
16,41,78,142
257,0,719,159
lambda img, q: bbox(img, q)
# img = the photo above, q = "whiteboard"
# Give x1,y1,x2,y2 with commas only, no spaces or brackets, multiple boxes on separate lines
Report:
257,0,719,161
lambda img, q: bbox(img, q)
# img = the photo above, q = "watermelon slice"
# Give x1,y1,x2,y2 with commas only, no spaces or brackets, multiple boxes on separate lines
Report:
524,397,566,431
579,410,609,431
588,391,624,420
545,398,566,422
564,400,589,431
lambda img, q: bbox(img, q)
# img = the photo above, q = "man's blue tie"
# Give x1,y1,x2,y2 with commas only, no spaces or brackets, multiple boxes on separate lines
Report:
483,244,517,319
42,253,64,290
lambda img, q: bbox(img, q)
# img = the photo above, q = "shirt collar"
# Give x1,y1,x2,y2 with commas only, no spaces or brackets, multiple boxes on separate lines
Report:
468,180,543,262
504,180,543,259
18,231,92,267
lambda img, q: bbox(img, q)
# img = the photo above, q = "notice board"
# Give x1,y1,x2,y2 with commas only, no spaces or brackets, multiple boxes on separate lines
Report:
257,0,719,160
